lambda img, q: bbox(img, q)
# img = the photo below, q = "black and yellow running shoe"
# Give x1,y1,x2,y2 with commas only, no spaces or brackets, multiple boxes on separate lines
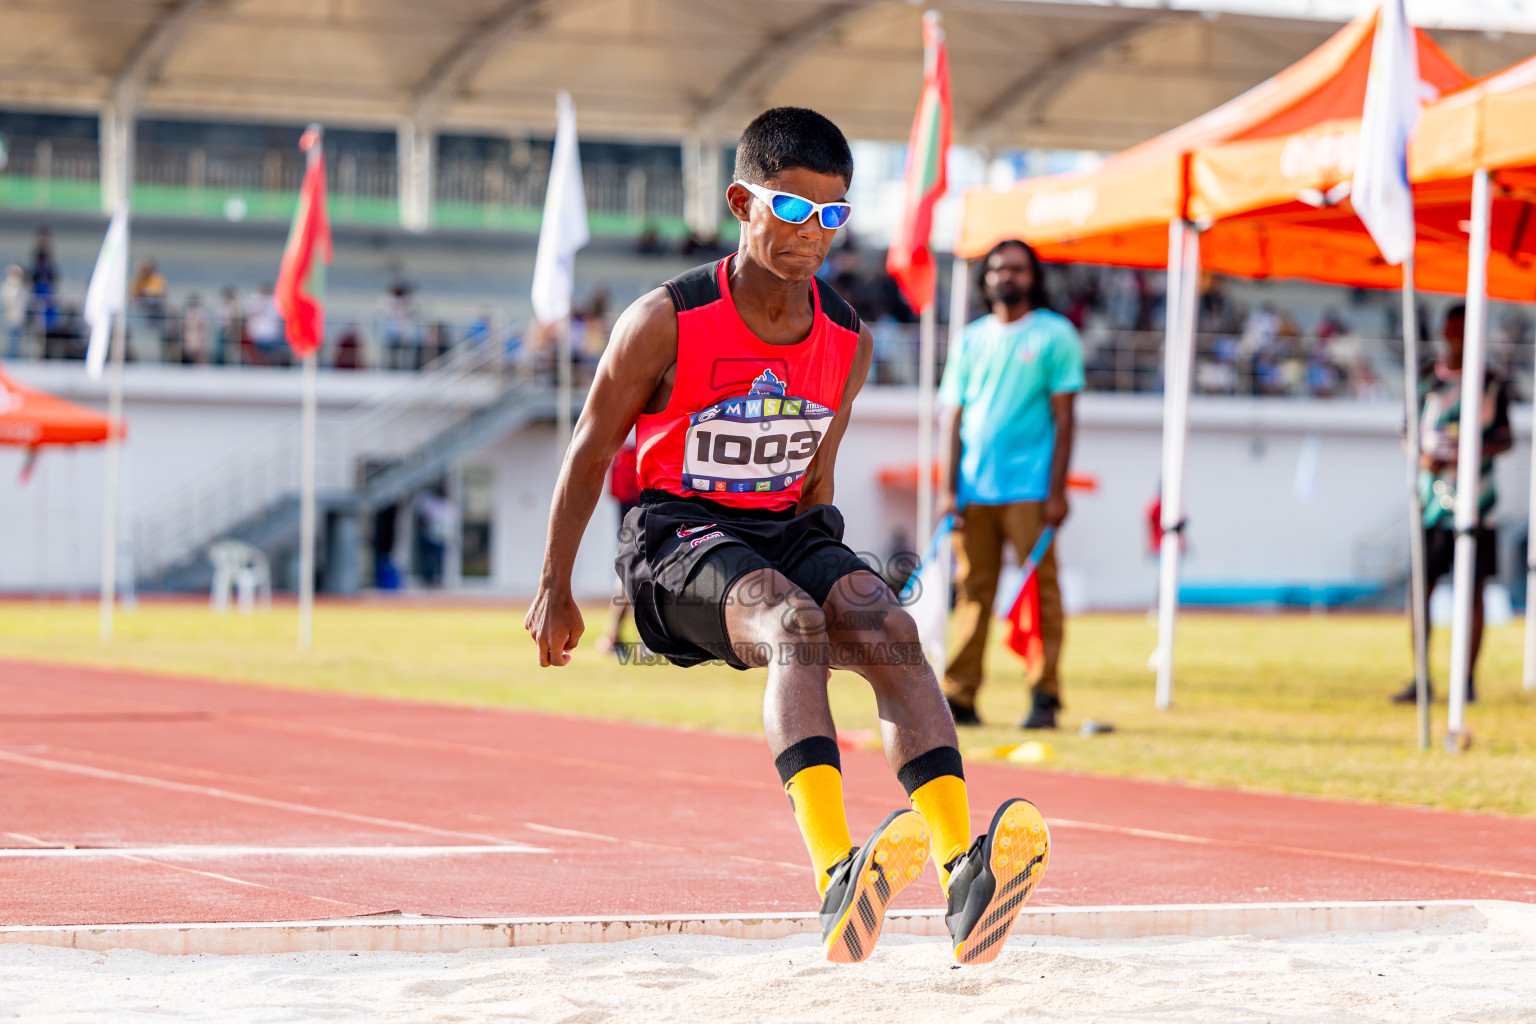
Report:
820,809,930,963
945,798,1050,965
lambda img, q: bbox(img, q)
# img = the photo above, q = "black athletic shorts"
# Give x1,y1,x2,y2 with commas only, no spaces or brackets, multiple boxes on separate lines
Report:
616,489,874,669
1424,525,1497,584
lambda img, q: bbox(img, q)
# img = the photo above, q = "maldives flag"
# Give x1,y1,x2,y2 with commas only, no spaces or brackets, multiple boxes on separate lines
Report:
275,126,332,359
885,10,951,313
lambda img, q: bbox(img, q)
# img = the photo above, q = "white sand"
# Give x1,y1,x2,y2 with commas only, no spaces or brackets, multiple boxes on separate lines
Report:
3,925,1533,1024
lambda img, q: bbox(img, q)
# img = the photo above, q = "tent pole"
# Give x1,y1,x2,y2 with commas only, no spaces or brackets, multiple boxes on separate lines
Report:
1155,220,1199,711
1525,422,1536,689
1400,253,1431,749
917,299,937,549
1446,168,1492,747
98,307,126,643
297,352,317,651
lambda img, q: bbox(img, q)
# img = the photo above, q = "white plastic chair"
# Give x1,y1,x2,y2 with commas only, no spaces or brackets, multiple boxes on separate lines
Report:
208,540,272,614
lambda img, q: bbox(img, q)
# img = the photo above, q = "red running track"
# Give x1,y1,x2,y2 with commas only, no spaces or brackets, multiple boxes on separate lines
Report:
2,658,1534,927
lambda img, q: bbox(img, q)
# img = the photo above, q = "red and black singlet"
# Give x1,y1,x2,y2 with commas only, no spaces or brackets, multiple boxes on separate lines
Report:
635,257,861,511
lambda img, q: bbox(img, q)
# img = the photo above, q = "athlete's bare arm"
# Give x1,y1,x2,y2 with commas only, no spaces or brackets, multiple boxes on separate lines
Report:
524,289,678,667
796,324,874,512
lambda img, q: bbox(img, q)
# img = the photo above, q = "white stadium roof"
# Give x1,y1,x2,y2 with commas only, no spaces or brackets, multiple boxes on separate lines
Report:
0,0,1533,152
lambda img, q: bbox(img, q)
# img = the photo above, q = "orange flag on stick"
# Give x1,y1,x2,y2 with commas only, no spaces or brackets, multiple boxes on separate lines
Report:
1004,526,1055,675
885,10,951,313
275,126,332,359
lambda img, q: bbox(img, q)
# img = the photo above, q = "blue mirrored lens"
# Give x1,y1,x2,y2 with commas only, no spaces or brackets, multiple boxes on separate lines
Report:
770,193,815,223
819,204,852,229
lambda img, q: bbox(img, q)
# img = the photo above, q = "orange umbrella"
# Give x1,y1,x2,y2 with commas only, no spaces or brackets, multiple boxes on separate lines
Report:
0,365,123,448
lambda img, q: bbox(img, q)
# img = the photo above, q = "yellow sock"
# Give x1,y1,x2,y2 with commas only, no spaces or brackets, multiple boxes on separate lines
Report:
776,737,854,898
899,748,972,895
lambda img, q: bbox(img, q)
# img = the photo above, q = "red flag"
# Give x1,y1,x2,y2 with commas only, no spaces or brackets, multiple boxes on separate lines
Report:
274,126,331,359
885,10,951,313
1005,570,1044,675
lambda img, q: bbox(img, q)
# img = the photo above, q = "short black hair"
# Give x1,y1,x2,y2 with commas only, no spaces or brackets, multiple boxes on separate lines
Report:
1445,302,1467,321
734,107,853,187
976,239,1049,310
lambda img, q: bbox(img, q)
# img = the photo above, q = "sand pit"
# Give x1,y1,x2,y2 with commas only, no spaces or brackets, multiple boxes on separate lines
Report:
4,909,1534,1024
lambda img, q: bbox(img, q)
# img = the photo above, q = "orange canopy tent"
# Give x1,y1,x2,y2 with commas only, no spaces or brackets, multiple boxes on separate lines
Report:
1185,56,1536,299
0,366,122,448
955,11,1468,283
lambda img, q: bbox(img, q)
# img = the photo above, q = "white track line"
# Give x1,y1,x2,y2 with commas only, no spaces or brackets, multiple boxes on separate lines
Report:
0,845,546,860
0,749,548,852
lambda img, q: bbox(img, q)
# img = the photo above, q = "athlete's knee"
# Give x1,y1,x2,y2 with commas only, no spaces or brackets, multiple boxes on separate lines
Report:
726,570,827,665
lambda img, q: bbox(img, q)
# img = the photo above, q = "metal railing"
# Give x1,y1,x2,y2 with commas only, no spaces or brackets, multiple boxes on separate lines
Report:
131,323,534,581
867,324,1533,402
3,301,519,372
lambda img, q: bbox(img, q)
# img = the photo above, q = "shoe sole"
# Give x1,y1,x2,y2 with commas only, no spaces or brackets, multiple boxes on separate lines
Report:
823,810,930,964
954,799,1050,965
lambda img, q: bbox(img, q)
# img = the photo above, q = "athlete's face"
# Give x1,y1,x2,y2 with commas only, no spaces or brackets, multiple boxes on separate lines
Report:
728,167,849,282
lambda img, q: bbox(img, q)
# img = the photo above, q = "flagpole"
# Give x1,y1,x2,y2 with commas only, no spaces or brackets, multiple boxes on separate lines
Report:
557,320,572,452
297,352,317,649
917,300,936,549
1524,391,1536,690
1400,253,1430,749
98,306,126,643
289,125,327,653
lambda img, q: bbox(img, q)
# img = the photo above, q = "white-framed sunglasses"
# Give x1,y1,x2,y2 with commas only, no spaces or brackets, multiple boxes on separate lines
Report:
732,180,853,229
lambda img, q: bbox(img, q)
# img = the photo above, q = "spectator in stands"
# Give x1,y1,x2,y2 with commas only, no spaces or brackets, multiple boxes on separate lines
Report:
181,294,211,365
2,264,26,359
29,228,57,330
466,311,493,349
937,239,1084,731
333,323,365,370
214,286,242,365
245,283,285,365
635,223,663,256
1395,303,1513,705
130,259,167,316
380,281,420,369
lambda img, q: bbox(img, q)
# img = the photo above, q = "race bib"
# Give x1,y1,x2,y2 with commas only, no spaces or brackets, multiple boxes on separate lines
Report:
683,369,833,494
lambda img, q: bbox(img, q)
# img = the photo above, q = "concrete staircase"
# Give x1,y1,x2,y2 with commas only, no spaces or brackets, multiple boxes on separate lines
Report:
141,382,577,593
132,328,583,593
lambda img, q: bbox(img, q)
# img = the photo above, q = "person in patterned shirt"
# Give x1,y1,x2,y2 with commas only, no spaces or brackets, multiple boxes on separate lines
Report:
1396,304,1513,704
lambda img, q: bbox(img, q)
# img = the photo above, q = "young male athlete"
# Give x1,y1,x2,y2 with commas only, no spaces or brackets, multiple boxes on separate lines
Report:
525,107,1049,965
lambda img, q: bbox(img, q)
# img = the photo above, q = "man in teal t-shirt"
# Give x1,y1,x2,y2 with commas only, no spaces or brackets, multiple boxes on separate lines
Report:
937,239,1084,730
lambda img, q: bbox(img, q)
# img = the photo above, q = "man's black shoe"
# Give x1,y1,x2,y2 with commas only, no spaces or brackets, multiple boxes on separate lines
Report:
819,809,929,963
947,696,982,727
944,798,1050,964
1391,679,1434,704
1021,691,1060,730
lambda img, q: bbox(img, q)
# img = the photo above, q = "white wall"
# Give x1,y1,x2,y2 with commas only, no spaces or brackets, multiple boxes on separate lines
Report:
5,362,1532,607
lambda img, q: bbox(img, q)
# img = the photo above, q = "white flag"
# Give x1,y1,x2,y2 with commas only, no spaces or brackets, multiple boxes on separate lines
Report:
83,208,129,379
901,517,953,672
1352,0,1420,266
531,92,590,325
